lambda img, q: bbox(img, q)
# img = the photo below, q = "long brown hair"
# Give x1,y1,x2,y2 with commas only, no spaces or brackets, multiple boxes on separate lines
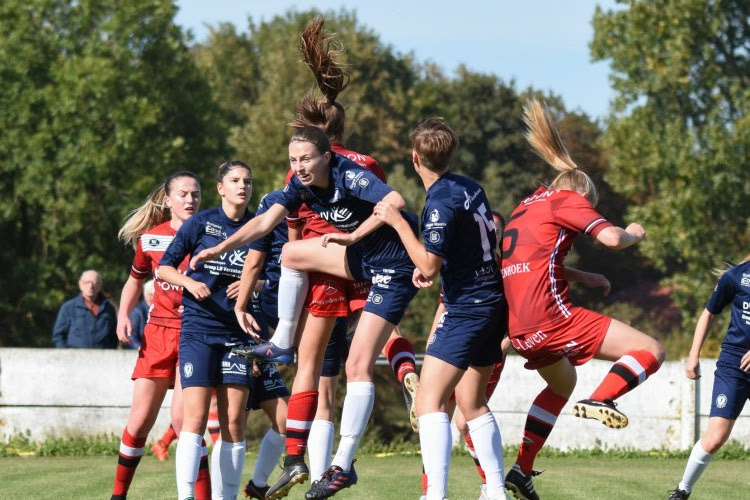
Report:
288,17,350,142
523,99,598,206
118,171,200,247
712,253,750,277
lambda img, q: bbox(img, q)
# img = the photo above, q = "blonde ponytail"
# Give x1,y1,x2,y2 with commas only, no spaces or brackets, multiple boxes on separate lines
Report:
118,184,170,248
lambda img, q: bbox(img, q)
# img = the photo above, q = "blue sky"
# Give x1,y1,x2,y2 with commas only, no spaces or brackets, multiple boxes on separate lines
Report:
175,0,618,119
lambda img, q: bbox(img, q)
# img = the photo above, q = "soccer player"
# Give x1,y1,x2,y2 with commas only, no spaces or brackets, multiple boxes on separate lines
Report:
373,117,507,500
231,189,291,499
284,17,420,485
111,172,211,500
668,254,750,499
159,161,267,500
190,126,420,499
500,100,664,500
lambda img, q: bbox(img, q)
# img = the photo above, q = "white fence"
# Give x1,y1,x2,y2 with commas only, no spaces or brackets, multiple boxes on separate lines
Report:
1,348,749,450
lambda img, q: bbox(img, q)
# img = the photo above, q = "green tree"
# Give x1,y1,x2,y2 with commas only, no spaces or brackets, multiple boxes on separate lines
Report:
0,0,227,346
591,0,750,327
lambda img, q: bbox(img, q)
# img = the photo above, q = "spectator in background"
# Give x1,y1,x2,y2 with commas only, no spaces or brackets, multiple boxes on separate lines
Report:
125,279,155,350
52,269,118,349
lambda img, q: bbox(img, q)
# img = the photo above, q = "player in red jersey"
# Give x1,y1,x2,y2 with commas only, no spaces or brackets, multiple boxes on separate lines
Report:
500,100,664,500
255,19,419,499
111,171,211,500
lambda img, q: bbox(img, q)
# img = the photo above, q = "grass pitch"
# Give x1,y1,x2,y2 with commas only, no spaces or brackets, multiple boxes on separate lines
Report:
1,451,749,499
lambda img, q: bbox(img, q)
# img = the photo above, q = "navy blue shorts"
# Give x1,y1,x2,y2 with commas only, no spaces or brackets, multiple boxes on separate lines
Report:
426,302,506,370
346,247,418,326
179,331,253,388
710,349,750,419
321,317,350,377
246,361,290,410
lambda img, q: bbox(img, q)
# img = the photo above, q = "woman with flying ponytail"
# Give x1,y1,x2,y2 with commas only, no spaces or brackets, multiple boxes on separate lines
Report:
500,100,665,500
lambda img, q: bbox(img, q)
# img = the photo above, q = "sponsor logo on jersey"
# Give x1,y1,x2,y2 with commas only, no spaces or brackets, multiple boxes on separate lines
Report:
430,209,440,222
741,273,750,287
463,188,482,209
320,207,353,224
345,170,366,190
227,249,246,267
345,152,367,165
183,362,193,378
501,262,531,278
716,393,727,409
522,189,555,205
205,221,224,237
429,231,440,243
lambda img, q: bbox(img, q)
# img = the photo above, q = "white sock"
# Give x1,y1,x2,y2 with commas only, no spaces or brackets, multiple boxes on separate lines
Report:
679,440,713,493
253,429,285,487
217,440,246,500
175,431,202,500
419,412,451,500
271,265,309,349
467,412,505,496
331,382,375,471
308,419,335,480
211,440,224,500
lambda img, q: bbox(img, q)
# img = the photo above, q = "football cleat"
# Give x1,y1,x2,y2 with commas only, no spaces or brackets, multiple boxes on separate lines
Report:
667,488,690,499
305,461,358,499
572,398,629,429
401,371,420,433
266,456,309,500
505,464,541,500
232,342,294,365
244,479,270,499
151,439,169,461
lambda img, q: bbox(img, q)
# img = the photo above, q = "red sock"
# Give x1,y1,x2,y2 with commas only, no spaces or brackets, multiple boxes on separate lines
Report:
516,388,568,475
464,433,486,483
421,464,428,494
207,411,220,445
285,390,319,457
160,424,178,447
590,350,661,401
112,427,147,497
383,336,416,384
194,439,211,500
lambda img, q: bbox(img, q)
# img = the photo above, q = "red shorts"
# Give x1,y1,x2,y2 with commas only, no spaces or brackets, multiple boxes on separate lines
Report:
305,272,370,317
509,307,611,370
131,323,180,381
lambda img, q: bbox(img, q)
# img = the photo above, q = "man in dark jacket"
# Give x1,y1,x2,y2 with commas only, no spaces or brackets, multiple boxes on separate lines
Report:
52,270,118,348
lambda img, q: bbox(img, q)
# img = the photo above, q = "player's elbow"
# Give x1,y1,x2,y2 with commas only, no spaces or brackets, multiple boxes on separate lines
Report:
597,227,630,250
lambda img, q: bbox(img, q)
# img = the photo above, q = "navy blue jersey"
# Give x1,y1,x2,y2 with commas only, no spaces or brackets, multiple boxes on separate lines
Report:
160,206,254,336
278,153,416,274
247,190,288,320
706,261,750,354
423,172,502,307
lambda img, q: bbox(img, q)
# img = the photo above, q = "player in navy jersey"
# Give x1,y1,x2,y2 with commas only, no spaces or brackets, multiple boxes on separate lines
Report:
232,189,291,499
191,126,419,499
669,254,750,499
159,161,282,500
111,172,212,500
373,118,507,500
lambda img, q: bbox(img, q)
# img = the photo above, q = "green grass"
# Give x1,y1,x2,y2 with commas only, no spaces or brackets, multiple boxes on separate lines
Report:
2,451,750,500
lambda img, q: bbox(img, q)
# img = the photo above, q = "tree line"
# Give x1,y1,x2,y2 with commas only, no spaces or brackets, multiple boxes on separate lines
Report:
0,0,747,357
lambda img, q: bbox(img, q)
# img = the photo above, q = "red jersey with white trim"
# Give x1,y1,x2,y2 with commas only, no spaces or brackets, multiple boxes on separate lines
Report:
130,221,186,328
500,187,613,337
286,143,386,239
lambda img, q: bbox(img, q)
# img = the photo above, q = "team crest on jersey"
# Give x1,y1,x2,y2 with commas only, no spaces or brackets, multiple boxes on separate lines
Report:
370,293,383,304
716,393,728,408
430,209,440,222
345,170,366,189
183,362,193,379
148,238,159,247
358,178,369,187
741,273,750,287
429,231,440,243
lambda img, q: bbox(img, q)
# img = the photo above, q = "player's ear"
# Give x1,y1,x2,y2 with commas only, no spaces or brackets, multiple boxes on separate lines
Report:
412,150,420,168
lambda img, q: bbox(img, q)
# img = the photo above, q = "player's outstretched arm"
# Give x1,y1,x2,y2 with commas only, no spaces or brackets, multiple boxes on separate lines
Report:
190,204,289,269
596,223,645,250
